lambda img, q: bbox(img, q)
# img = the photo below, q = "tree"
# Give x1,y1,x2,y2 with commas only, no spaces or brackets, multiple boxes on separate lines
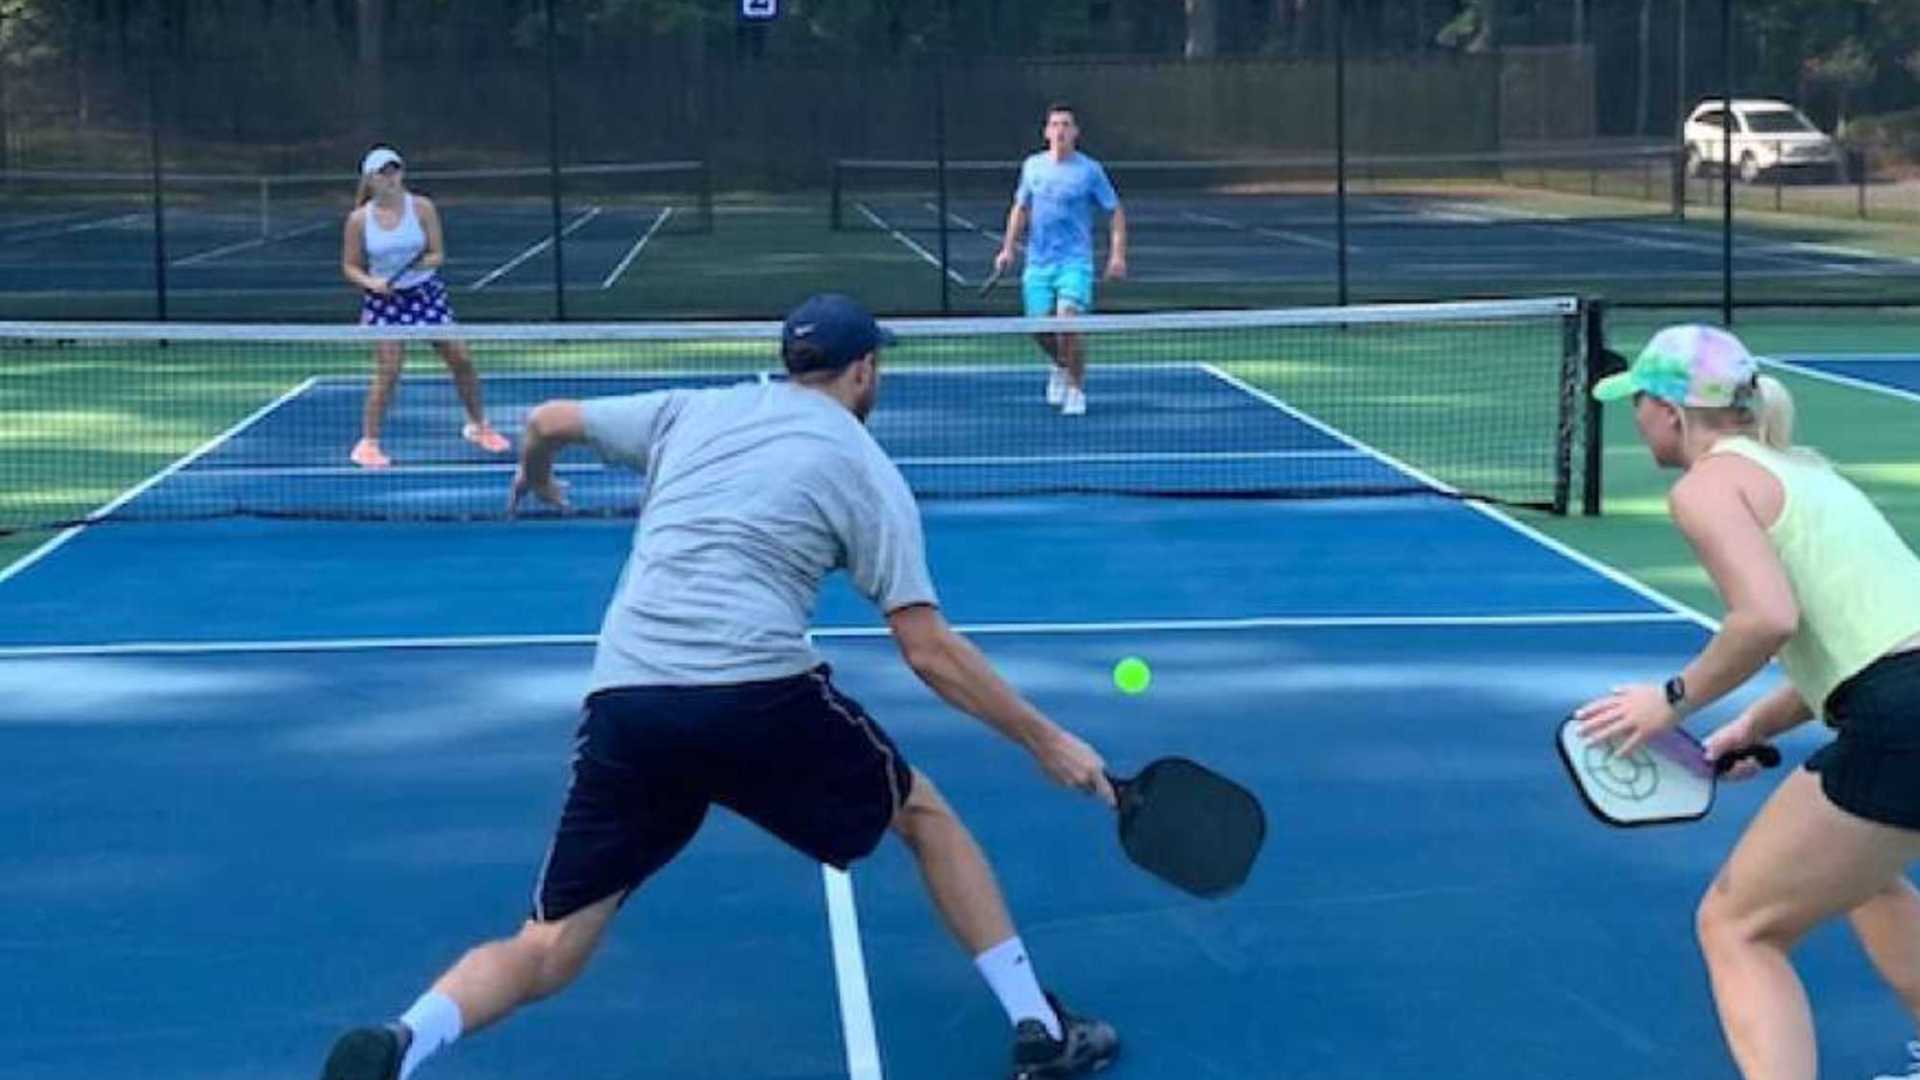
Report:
1802,37,1873,129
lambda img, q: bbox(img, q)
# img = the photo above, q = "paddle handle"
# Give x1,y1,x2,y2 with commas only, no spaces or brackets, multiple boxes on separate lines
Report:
1711,744,1782,775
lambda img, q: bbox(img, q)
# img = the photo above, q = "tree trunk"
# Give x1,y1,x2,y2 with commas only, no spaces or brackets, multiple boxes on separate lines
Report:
1185,0,1218,59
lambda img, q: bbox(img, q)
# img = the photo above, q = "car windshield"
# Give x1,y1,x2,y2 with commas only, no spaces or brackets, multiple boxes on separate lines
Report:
1743,109,1818,134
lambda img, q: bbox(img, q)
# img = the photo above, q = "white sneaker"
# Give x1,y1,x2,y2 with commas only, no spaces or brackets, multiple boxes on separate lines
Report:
1045,367,1067,406
1870,1040,1920,1079
1060,387,1086,416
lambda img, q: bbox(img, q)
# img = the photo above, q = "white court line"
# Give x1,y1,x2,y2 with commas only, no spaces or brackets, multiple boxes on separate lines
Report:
0,210,104,236
1181,210,1346,253
600,207,674,290
920,201,1003,242
0,376,320,589
1426,203,1881,277
854,202,966,285
822,868,884,1080
1764,356,1920,407
0,211,144,245
170,220,333,267
471,206,604,290
0,613,1694,659
186,449,1369,480
1198,362,1722,633
309,361,1217,385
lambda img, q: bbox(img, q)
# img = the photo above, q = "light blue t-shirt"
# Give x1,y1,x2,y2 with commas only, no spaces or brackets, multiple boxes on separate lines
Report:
1015,151,1119,270
579,381,937,690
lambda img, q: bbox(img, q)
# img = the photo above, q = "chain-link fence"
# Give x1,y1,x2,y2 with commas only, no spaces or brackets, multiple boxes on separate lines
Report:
0,0,1913,321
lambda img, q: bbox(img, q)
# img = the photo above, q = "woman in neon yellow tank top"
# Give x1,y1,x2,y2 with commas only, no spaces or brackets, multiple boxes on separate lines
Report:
1574,324,1920,1080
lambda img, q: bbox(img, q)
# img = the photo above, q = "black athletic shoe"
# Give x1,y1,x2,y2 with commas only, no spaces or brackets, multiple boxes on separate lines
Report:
319,1022,409,1080
1010,992,1120,1079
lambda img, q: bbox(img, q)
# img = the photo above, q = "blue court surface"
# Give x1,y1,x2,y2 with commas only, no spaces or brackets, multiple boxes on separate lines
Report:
4,363,1914,1079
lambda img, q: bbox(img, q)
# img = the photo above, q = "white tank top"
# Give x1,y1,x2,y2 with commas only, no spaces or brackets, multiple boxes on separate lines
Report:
361,194,433,289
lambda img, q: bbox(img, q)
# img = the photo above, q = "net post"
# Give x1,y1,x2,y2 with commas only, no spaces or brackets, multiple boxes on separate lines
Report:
698,160,714,233
1719,0,1733,327
1333,0,1348,307
830,160,843,231
146,11,168,322
544,0,566,321
1580,298,1609,517
934,52,951,315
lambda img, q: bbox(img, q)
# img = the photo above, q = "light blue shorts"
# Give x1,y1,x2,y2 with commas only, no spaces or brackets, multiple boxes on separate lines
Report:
1022,262,1095,318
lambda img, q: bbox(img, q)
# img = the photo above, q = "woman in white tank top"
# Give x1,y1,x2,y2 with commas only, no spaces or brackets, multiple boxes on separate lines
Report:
340,145,509,469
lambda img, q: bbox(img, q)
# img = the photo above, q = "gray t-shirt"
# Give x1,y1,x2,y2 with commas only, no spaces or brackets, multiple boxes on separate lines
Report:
580,380,937,690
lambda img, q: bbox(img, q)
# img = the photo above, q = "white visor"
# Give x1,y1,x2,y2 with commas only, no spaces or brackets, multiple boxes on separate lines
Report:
360,147,404,176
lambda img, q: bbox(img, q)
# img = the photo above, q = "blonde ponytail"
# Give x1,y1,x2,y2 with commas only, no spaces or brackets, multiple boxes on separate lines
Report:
1750,375,1796,451
354,174,374,207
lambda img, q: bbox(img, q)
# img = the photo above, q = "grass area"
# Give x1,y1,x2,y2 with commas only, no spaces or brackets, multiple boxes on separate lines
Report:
1528,316,1920,617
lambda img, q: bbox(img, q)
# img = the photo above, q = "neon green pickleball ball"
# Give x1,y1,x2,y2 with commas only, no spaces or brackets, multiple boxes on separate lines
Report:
1112,656,1152,695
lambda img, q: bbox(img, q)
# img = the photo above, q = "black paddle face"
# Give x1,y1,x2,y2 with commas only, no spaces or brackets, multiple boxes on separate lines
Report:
1110,757,1265,899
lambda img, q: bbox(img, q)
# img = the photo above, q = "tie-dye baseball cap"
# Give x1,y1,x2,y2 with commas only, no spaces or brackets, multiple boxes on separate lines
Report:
1592,324,1760,407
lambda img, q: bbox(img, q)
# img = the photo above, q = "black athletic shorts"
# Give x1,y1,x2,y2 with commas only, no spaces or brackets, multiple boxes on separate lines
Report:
1805,649,1920,831
532,664,914,922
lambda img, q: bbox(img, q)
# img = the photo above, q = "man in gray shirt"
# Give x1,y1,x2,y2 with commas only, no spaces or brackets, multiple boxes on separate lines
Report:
320,294,1121,1080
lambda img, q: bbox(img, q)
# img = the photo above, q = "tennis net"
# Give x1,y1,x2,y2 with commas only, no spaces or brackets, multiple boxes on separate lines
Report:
0,296,1593,535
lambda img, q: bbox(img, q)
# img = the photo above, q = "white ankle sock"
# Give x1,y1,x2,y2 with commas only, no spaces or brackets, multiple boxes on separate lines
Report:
973,936,1061,1039
397,990,463,1079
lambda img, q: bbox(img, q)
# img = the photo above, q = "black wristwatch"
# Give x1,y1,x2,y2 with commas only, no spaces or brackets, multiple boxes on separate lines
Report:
1663,675,1688,711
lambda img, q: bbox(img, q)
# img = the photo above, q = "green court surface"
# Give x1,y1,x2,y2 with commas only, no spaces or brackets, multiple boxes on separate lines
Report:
1530,309,1920,615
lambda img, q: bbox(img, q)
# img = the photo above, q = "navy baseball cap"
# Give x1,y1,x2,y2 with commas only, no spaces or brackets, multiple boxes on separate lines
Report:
781,293,895,374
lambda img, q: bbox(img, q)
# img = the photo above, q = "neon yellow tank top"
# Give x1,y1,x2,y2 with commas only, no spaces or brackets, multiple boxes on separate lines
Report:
1711,436,1920,711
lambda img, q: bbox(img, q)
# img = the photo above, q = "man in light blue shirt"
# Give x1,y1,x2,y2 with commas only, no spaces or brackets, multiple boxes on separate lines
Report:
993,102,1129,417
318,294,1121,1080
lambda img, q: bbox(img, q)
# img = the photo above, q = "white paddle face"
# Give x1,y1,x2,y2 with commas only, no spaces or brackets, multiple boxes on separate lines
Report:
1557,718,1714,826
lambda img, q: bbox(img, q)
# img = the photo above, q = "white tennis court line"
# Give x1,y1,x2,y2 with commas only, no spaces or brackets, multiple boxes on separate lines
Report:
1181,210,1346,253
1425,203,1882,278
920,201,1003,243
823,867,884,1080
1764,356,1920,407
185,449,1368,481
0,613,1694,659
0,210,109,236
853,202,966,286
470,206,604,290
307,361,1220,384
170,219,334,268
0,376,320,590
0,211,145,246
600,207,674,290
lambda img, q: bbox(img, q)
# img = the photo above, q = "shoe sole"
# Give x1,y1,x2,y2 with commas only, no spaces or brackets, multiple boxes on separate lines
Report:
320,1027,402,1080
1012,1039,1119,1079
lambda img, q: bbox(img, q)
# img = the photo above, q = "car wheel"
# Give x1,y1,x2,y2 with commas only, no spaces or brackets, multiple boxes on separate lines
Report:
1738,153,1761,184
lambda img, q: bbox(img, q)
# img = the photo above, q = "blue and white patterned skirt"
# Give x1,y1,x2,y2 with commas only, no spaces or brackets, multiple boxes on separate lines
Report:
359,276,455,327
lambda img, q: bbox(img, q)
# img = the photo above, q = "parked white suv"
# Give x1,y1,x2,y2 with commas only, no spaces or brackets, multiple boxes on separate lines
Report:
1682,98,1840,182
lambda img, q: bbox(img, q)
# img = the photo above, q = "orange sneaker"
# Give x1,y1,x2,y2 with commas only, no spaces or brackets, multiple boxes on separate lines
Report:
462,422,511,454
350,438,390,469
